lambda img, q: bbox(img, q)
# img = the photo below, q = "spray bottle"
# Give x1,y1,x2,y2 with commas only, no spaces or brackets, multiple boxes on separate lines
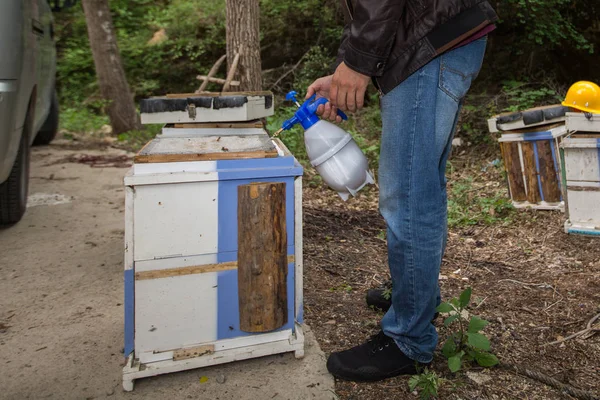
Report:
273,91,375,201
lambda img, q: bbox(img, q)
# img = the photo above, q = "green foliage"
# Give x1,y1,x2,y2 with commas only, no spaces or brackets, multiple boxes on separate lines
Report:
448,177,514,227
409,368,444,400
501,81,562,112
499,0,593,54
117,125,163,151
60,107,109,133
436,288,499,373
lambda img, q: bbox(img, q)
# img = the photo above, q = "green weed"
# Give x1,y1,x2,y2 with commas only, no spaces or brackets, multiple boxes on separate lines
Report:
448,177,514,228
436,288,499,373
409,368,445,400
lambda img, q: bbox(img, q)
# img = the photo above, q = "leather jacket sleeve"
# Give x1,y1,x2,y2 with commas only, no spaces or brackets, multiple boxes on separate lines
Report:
338,0,404,77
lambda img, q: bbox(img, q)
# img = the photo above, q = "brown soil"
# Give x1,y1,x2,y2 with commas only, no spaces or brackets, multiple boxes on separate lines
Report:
302,155,600,400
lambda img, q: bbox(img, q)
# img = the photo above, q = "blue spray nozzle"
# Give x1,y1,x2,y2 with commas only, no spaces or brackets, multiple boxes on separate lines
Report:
280,91,348,132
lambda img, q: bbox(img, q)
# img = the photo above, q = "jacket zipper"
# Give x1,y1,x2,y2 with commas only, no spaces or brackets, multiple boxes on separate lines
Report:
343,0,384,95
344,0,354,20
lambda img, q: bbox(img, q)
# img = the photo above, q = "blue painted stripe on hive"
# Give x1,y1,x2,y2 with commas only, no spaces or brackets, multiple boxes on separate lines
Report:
218,156,296,170
549,142,562,200
523,131,554,141
532,142,545,202
218,166,304,181
597,139,600,180
124,269,134,357
216,253,296,340
217,176,296,253
568,228,600,236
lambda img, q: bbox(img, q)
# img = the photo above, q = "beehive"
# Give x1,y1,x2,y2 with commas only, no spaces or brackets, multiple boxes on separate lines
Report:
121,124,304,390
498,125,567,210
561,112,600,236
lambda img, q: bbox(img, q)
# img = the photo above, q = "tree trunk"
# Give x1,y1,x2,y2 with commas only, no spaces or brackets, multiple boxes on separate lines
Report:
226,0,262,91
81,0,141,134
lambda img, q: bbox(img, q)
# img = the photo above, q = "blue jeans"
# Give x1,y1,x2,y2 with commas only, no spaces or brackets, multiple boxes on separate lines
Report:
379,38,487,363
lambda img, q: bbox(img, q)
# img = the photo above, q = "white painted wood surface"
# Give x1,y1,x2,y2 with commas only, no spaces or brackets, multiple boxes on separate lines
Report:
160,127,267,137
124,185,134,271
294,176,303,321
135,253,218,273
566,112,600,133
137,135,276,159
132,160,216,176
123,324,304,391
561,136,600,234
132,181,218,261
137,328,295,364
135,272,219,355
141,96,274,124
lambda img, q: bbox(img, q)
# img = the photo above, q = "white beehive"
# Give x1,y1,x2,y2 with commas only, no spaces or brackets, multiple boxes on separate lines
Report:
121,124,305,390
561,133,600,236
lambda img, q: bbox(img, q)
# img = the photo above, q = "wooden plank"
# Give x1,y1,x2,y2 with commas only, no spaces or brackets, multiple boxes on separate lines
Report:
238,182,287,333
501,142,527,202
536,140,562,202
498,122,565,134
135,151,277,163
164,91,273,98
172,121,263,129
173,345,215,361
521,142,541,204
135,261,237,280
134,135,278,163
134,255,295,280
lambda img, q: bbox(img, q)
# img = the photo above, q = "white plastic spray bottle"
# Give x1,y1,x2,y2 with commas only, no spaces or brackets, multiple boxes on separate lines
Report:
275,91,375,201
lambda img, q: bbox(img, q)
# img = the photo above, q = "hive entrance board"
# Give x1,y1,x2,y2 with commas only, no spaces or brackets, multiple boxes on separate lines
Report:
140,91,274,124
134,134,278,163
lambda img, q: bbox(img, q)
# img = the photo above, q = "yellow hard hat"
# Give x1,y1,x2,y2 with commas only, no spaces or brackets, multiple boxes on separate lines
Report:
562,81,600,113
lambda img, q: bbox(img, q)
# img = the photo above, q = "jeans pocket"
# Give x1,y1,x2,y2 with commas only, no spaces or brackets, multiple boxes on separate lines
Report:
438,38,487,102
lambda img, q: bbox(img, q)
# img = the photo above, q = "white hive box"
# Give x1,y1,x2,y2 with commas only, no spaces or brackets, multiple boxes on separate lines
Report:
140,92,274,124
560,124,600,236
122,126,304,390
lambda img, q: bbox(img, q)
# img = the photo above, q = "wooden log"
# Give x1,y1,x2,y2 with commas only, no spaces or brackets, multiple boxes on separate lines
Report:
223,53,240,92
501,142,527,202
521,142,541,204
536,140,562,202
196,75,240,87
237,182,287,333
197,54,226,93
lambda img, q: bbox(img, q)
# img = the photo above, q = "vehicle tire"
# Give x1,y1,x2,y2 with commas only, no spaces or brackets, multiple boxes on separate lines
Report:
0,111,32,225
33,89,59,146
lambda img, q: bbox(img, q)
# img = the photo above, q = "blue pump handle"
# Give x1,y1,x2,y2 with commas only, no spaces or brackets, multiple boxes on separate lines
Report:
307,95,348,121
280,91,348,132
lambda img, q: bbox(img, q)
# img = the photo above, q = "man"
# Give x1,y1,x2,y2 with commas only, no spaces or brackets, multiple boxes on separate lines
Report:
306,0,498,382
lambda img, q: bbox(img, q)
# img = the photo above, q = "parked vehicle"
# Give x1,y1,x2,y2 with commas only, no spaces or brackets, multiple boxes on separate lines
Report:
0,1,59,225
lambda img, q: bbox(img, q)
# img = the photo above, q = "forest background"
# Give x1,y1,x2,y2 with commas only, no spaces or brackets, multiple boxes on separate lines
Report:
55,0,600,166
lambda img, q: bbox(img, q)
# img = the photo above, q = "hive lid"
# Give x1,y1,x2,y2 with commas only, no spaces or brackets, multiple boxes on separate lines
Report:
140,91,274,124
488,104,568,133
134,133,278,163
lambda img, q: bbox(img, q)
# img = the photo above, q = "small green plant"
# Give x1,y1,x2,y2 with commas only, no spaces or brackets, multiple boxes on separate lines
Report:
448,177,514,227
436,288,499,373
329,283,353,293
408,368,445,400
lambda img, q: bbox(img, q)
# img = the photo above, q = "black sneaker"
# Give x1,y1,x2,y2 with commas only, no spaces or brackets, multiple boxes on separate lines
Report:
326,331,429,382
366,281,440,321
366,283,392,311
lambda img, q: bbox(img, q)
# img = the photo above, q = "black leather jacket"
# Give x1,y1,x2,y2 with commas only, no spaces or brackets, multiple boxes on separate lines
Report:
337,0,498,94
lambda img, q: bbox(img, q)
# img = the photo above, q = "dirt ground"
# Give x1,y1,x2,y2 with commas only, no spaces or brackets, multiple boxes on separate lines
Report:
301,154,600,399
0,141,335,400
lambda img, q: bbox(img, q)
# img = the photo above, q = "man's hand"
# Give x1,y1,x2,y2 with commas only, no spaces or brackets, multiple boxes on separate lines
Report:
330,62,370,113
306,75,343,123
